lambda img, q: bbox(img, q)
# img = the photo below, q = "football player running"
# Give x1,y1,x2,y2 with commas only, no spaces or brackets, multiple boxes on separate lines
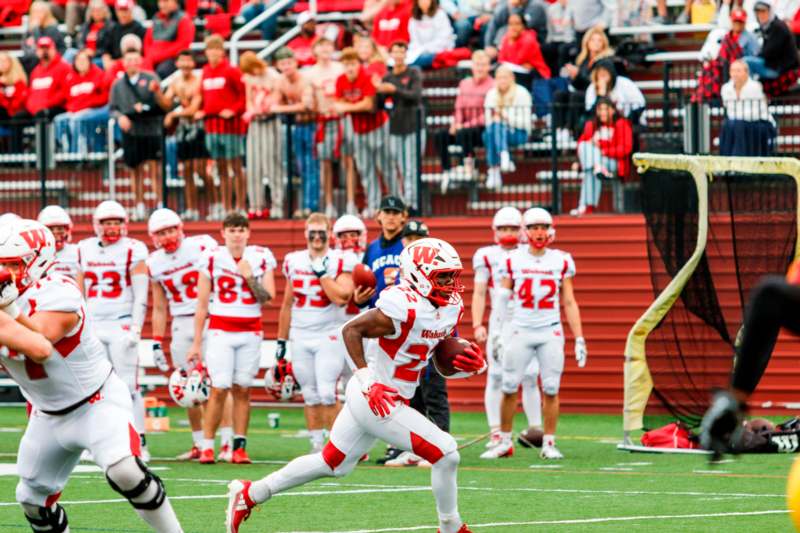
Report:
77,200,152,461
37,205,79,279
277,213,356,452
473,207,543,456
0,220,184,533
189,212,276,464
489,208,587,460
147,208,233,461
225,238,485,533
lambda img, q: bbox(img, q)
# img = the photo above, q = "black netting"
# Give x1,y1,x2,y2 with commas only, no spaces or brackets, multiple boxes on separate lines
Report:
640,169,797,428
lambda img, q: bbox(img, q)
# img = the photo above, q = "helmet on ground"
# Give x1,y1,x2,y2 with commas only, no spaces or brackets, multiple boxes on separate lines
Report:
264,359,301,401
0,219,57,292
523,207,555,249
148,208,184,253
332,214,367,252
37,205,73,251
93,200,128,244
399,237,464,306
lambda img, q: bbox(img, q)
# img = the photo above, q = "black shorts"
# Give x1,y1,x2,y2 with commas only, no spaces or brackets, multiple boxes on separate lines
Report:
176,122,209,160
122,134,162,168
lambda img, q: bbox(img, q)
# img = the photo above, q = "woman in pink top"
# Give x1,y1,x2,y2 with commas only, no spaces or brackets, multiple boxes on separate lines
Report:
433,50,494,178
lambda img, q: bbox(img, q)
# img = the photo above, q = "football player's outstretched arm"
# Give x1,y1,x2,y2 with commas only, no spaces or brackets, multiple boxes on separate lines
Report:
471,279,488,343
341,309,396,369
0,312,52,362
188,273,211,363
561,278,583,339
320,272,355,306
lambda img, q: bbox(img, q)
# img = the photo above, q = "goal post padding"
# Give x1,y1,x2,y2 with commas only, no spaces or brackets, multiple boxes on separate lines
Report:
623,154,800,436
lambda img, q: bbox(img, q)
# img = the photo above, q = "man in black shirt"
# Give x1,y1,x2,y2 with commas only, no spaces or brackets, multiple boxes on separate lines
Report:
99,0,146,70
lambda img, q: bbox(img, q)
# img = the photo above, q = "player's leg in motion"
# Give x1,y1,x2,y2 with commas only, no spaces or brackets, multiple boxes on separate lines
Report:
292,337,326,452
702,276,800,451
536,330,566,459
483,328,535,459
228,378,468,533
521,357,542,429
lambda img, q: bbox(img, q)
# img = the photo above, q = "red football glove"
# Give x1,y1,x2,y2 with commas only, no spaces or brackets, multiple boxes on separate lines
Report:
365,382,398,417
453,342,486,373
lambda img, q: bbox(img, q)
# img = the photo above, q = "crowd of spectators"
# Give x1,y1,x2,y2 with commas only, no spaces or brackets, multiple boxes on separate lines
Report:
2,0,800,219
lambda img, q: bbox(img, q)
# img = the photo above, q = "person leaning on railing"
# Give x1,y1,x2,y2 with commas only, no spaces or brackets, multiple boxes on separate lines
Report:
241,50,283,220
483,65,532,190
53,48,110,156
432,49,494,179
719,59,777,157
571,96,633,217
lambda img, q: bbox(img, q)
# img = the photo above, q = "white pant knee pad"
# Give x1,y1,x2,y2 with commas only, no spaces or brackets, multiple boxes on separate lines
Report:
434,448,460,470
303,386,320,406
318,385,337,406
486,373,503,390
501,379,520,395
541,377,561,396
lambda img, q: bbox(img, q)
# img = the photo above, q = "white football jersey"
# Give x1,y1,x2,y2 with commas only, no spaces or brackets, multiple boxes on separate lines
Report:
367,283,464,399
201,245,276,330
78,237,149,321
497,247,576,329
284,248,358,333
472,244,522,327
1,273,112,412
147,234,218,316
50,243,80,279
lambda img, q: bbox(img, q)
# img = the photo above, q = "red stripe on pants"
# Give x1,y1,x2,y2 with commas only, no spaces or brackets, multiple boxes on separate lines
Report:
129,423,142,457
322,441,346,470
411,432,444,464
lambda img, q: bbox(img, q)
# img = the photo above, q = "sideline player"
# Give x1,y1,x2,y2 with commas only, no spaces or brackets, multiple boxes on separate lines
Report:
277,213,356,452
146,208,235,461
77,200,152,461
189,212,276,464
37,205,79,279
0,219,184,532
333,214,370,322
225,237,485,533
473,207,543,453
488,208,587,460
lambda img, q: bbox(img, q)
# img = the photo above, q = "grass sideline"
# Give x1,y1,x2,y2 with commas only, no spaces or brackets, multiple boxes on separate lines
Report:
0,407,794,532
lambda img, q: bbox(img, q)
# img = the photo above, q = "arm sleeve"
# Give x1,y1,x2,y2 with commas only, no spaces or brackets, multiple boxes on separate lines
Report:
35,279,83,314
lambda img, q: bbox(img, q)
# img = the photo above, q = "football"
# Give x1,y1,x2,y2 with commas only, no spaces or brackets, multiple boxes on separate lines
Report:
432,337,472,377
518,426,544,448
353,263,377,289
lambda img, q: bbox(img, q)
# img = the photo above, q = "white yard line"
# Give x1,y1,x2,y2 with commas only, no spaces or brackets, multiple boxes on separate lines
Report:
278,510,789,533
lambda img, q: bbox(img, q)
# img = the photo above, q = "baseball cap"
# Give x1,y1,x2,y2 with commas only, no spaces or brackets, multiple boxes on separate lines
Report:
297,10,316,26
379,196,406,213
274,47,295,61
36,36,55,49
402,220,429,238
754,0,772,10
116,0,135,9
730,7,747,21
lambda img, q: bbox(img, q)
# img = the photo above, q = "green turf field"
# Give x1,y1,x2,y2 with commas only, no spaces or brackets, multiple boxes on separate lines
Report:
0,406,793,532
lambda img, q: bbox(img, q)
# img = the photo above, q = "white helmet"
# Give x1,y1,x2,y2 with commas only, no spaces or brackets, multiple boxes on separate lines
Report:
93,200,128,244
168,365,211,408
264,359,301,401
399,237,464,306
0,219,57,292
523,207,555,248
492,206,522,247
0,213,21,226
37,206,73,251
333,214,367,252
148,208,183,253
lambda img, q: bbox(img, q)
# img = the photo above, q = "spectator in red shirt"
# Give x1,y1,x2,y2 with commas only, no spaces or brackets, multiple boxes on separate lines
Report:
288,11,319,68
76,0,111,63
195,34,247,213
54,49,110,155
24,36,70,118
498,12,550,80
334,47,392,218
356,35,387,79
0,52,28,120
144,0,195,78
571,96,633,216
372,0,412,55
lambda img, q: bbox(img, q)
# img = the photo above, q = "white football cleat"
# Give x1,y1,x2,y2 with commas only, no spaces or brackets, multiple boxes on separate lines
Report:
218,444,233,463
479,440,514,459
485,432,502,449
539,445,564,460
385,451,424,467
